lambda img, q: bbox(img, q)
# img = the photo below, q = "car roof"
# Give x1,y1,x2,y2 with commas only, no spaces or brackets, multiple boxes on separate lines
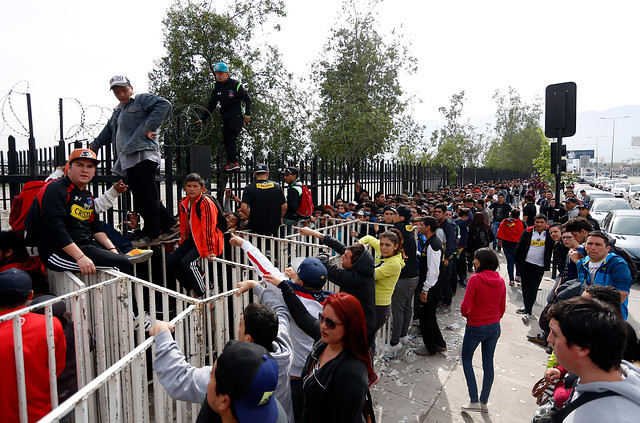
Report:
606,209,640,217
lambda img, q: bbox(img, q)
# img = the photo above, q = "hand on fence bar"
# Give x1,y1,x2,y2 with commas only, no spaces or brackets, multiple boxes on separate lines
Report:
263,273,284,287
294,226,322,239
77,255,96,275
236,280,258,296
205,253,216,261
149,320,174,337
229,235,245,247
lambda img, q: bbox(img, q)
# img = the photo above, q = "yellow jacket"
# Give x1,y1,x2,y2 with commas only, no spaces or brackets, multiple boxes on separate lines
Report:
359,235,405,306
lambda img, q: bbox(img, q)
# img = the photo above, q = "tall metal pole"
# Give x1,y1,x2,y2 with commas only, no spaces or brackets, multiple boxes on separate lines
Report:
601,116,629,176
587,135,606,177
26,93,37,177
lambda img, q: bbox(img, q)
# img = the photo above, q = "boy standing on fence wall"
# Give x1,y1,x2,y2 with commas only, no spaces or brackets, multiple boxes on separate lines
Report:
166,173,224,297
90,75,177,247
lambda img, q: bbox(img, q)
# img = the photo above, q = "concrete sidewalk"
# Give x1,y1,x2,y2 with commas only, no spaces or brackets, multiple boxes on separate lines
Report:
371,255,640,422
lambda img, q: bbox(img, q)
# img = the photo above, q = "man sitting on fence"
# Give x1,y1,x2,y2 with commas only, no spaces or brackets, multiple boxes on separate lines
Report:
0,268,66,422
166,173,225,297
30,149,133,276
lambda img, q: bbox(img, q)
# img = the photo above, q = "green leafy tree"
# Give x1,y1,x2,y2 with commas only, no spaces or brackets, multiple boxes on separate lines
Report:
533,139,581,190
484,87,544,172
310,0,418,165
149,0,309,160
429,91,484,180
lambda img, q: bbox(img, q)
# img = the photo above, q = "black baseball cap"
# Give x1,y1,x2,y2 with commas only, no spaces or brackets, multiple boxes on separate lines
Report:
0,268,32,299
282,167,298,175
254,163,269,174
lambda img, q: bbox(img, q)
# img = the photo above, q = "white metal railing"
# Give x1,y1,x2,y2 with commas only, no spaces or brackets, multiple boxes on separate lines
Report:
4,222,396,422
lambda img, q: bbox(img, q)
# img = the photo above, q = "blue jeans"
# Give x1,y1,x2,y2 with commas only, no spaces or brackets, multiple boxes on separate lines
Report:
461,322,501,404
490,222,500,248
502,242,519,282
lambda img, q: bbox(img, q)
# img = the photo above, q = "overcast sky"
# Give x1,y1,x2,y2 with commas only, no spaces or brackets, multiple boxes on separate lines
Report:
1,0,639,160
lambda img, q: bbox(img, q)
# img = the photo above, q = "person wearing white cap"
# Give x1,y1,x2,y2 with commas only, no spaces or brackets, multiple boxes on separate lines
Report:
91,75,177,247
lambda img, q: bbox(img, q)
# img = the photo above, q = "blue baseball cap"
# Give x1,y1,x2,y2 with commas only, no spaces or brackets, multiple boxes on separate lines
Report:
216,341,279,423
0,268,32,297
296,257,327,289
213,62,229,72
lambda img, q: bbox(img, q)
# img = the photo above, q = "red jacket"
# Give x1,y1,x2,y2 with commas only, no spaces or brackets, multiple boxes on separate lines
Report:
0,308,66,422
496,218,526,243
460,270,506,326
179,194,224,258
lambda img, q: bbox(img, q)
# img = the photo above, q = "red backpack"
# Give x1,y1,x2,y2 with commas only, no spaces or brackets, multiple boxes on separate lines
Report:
296,185,314,218
9,180,48,231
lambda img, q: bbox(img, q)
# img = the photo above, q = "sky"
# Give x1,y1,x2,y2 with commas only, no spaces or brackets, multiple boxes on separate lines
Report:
1,0,639,161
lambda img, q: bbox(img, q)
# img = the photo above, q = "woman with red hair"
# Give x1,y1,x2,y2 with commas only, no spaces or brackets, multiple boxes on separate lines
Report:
264,274,375,422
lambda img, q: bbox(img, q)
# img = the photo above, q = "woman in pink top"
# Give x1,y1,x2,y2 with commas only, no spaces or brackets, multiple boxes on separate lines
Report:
459,248,506,413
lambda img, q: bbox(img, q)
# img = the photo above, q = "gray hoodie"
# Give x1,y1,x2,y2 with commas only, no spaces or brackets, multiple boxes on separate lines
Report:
564,360,640,422
152,284,294,423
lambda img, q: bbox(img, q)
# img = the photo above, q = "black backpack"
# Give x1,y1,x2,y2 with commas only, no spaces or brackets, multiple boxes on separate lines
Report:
193,194,228,233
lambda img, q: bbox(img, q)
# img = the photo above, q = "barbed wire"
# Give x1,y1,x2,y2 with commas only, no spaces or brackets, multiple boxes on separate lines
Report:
0,81,30,137
163,103,217,147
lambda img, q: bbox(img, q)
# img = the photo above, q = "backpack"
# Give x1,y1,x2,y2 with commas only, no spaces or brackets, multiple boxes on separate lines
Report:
9,180,48,231
195,194,228,233
23,181,54,256
296,185,314,218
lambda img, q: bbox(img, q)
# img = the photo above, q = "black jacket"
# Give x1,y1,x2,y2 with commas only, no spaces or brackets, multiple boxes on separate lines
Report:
394,220,419,278
276,282,369,423
318,235,376,345
200,77,251,121
514,227,554,271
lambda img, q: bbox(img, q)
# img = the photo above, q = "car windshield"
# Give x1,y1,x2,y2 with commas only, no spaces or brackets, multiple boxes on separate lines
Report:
589,192,613,199
611,216,640,235
614,183,630,188
630,186,640,192
592,201,632,212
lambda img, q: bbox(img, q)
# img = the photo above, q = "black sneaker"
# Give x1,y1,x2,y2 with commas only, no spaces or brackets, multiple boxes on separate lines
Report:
527,334,548,347
516,308,526,315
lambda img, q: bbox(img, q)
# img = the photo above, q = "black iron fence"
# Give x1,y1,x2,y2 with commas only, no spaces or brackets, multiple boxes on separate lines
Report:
0,135,531,229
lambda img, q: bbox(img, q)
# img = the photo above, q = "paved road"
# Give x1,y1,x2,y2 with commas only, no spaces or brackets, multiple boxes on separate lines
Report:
371,251,640,422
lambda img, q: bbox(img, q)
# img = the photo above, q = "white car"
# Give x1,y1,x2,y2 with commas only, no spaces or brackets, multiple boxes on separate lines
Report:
612,182,631,197
603,180,618,191
632,192,640,210
624,185,640,203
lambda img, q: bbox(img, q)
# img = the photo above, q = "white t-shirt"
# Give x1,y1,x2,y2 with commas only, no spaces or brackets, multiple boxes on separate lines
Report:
525,230,546,267
588,258,604,284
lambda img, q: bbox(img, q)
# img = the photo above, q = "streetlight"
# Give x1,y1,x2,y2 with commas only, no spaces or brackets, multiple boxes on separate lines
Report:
587,135,607,176
601,116,630,176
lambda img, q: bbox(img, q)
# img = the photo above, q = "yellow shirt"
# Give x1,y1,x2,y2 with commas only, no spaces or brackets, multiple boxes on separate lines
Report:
359,235,405,306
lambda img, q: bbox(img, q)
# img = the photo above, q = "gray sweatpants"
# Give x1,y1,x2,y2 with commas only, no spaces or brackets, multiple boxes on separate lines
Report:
390,276,419,345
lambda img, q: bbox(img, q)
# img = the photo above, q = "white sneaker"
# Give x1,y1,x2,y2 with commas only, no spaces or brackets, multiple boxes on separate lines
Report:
384,342,404,358
399,336,409,345
522,313,530,323
461,402,483,412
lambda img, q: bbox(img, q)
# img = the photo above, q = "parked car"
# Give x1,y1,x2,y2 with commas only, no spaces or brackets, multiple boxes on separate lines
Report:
631,192,640,210
612,182,632,197
624,184,640,203
603,180,618,191
583,190,614,202
590,198,632,223
601,209,640,283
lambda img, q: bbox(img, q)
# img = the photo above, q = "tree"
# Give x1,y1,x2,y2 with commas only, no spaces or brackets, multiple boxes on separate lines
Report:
429,91,484,180
310,0,418,164
533,138,581,190
484,87,544,172
149,0,310,160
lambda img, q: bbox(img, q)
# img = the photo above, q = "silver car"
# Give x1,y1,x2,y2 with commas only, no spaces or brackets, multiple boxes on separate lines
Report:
590,198,632,223
624,184,640,203
612,182,631,198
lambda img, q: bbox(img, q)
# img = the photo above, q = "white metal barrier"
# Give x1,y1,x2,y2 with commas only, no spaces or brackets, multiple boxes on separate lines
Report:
4,222,397,422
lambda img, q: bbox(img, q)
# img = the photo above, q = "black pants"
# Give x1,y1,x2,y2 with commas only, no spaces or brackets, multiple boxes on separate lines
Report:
418,278,446,354
166,237,206,296
125,160,176,238
520,261,545,314
42,242,133,275
457,249,468,283
438,260,454,306
222,117,243,163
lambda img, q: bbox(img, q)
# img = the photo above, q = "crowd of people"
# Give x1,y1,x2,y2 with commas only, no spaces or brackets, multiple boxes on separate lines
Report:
1,72,639,421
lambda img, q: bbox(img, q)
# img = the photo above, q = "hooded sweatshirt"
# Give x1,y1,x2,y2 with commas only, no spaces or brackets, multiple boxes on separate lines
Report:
564,361,640,423
460,270,506,327
359,235,406,306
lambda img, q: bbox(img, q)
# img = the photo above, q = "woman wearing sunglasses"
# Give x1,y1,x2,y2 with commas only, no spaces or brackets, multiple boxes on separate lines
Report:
459,248,506,413
264,274,375,422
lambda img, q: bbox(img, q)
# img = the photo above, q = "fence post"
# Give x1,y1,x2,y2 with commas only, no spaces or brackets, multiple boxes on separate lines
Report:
26,94,37,178
8,136,19,199
57,99,66,166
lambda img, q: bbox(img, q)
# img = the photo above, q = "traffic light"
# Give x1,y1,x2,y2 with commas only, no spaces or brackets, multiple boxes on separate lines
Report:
550,142,558,174
559,144,567,172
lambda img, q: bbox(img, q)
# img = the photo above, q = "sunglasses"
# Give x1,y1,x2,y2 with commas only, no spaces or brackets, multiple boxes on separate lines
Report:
318,313,344,330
